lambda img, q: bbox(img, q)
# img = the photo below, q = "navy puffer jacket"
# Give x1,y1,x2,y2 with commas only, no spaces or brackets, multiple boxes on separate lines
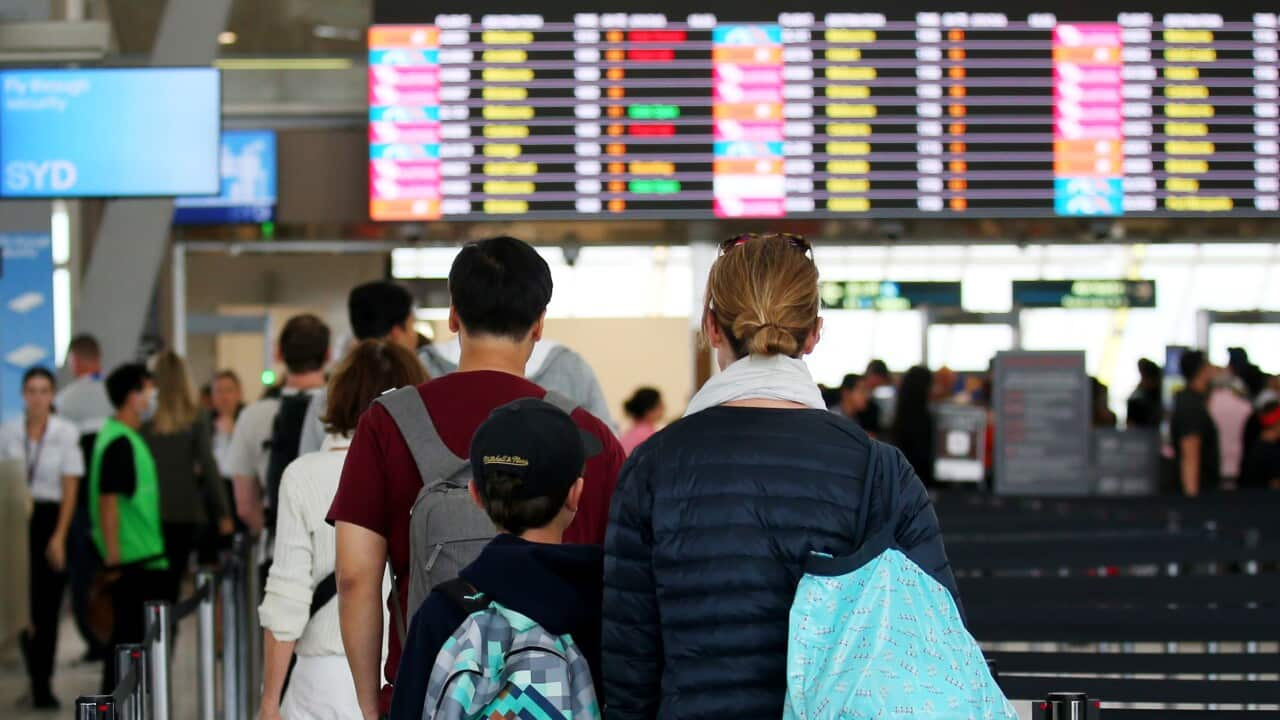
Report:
602,406,959,720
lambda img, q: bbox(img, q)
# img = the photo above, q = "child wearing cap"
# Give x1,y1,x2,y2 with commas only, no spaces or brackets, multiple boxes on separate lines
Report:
387,398,606,720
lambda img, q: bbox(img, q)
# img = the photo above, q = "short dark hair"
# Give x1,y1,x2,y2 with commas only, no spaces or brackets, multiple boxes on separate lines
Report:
324,340,428,436
106,363,151,409
866,359,889,378
1227,347,1250,375
1137,358,1161,382
820,385,842,408
279,314,331,374
449,236,552,340
348,282,415,341
840,373,863,392
1242,364,1269,399
623,387,662,422
476,469,572,535
213,369,241,388
1179,349,1208,383
68,334,101,361
22,366,56,390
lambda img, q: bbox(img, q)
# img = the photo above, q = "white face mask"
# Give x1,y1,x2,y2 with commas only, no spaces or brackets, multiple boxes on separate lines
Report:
141,388,158,422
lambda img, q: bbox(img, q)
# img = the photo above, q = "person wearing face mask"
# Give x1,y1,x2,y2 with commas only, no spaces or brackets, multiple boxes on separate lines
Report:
0,367,84,709
89,363,169,694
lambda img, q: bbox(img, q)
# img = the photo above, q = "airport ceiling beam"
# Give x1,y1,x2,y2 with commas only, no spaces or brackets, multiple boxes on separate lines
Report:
0,20,110,63
72,0,231,369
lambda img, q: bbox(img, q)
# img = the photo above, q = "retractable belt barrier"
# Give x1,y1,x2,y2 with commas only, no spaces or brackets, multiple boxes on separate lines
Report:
74,534,257,720
937,490,1280,715
75,493,1280,719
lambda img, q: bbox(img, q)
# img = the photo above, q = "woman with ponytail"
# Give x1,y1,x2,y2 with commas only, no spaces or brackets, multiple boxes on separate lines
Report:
602,234,960,719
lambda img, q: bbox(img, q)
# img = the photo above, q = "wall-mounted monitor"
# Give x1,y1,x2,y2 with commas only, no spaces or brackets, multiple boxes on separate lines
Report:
174,130,277,224
1,68,220,197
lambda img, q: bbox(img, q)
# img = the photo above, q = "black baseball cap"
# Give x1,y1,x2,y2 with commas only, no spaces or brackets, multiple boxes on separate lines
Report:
469,398,603,500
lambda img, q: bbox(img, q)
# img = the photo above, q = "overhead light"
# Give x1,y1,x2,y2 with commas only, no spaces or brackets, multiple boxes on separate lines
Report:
213,57,354,71
53,269,71,367
51,200,71,265
218,31,237,45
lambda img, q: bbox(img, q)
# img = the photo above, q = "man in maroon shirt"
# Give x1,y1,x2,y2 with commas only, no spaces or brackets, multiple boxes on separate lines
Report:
327,236,625,719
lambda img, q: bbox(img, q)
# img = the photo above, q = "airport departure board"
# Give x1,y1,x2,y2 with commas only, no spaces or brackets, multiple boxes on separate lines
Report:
367,8,1280,220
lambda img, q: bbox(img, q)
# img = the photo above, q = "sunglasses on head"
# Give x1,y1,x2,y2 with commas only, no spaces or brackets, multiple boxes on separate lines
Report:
720,232,813,257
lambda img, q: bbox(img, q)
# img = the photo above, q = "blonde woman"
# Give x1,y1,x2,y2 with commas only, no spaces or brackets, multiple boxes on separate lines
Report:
602,234,960,717
144,351,234,602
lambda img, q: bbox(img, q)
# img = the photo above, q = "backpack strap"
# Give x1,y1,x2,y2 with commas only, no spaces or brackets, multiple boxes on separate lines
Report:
309,573,337,617
388,560,408,647
374,386,470,491
816,417,899,552
542,389,578,416
435,578,489,615
852,440,881,549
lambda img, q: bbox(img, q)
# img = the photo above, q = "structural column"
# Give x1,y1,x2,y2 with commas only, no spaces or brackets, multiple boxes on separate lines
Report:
71,0,232,368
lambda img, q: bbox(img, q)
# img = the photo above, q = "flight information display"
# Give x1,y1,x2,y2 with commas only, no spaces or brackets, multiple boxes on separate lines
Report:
1013,279,1157,308
367,9,1280,220
820,280,963,309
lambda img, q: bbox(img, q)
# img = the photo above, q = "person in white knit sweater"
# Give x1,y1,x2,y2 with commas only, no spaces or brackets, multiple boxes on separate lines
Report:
258,340,427,720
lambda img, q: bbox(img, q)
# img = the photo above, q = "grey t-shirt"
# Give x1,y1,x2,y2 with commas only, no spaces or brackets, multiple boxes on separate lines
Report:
297,386,330,457
55,376,113,436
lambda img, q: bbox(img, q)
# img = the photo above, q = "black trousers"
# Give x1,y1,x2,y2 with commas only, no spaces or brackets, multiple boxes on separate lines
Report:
68,502,107,656
99,568,167,694
161,522,198,604
27,502,67,695
70,433,108,658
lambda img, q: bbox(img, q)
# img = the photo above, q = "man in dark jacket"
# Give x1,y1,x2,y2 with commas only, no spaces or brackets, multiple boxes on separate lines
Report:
603,409,958,720
388,399,605,720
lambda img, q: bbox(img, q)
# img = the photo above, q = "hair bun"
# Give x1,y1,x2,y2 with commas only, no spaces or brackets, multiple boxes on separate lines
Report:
705,236,819,360
732,316,803,357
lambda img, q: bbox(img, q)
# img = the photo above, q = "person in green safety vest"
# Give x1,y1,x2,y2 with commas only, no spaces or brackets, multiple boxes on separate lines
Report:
90,363,169,694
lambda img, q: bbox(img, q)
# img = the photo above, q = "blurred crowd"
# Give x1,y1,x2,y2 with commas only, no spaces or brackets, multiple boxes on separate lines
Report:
3,234,1276,718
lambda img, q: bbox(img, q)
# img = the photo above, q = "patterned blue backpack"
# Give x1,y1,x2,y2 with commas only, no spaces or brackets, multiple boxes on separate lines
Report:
422,580,601,720
783,444,1016,720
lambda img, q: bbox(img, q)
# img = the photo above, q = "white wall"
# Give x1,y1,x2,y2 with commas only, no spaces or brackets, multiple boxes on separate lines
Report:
182,251,388,395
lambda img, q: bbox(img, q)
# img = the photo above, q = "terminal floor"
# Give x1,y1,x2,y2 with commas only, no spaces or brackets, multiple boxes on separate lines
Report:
2,612,200,720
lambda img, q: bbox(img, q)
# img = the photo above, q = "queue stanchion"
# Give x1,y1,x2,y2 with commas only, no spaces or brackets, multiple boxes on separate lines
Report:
196,571,217,720
244,537,263,715
113,646,134,720
1245,557,1259,710
1164,561,1179,656
220,545,241,720
75,697,116,719
144,602,172,720
236,539,252,720
114,644,146,720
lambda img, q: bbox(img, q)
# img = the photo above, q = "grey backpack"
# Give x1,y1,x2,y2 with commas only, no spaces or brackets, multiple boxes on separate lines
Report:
374,386,580,642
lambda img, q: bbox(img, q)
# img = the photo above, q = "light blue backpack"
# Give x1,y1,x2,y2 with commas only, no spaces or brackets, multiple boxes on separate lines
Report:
421,581,600,720
783,444,1016,720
